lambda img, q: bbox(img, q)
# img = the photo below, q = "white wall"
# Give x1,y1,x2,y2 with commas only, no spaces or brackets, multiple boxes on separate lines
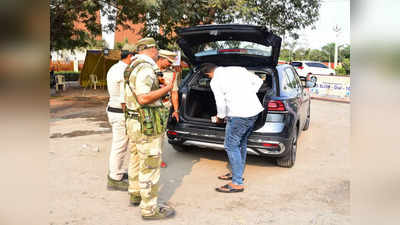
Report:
51,49,86,62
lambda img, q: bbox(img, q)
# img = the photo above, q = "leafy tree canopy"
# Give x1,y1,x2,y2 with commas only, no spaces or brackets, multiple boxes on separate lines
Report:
50,0,321,51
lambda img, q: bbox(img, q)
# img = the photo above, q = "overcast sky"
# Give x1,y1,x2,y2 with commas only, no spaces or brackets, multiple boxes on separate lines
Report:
297,0,350,49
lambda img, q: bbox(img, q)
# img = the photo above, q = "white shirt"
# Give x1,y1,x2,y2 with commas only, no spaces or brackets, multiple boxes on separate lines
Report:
210,66,264,118
107,60,128,108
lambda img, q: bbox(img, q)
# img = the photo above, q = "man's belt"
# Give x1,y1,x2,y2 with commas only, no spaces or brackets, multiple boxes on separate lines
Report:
107,106,124,113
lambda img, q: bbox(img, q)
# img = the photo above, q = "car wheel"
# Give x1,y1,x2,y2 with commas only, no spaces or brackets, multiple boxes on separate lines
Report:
170,143,189,152
276,130,297,168
303,105,310,131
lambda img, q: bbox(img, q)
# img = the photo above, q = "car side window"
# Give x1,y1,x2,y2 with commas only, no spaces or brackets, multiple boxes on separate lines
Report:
281,70,293,91
292,68,303,90
285,68,299,90
306,62,328,68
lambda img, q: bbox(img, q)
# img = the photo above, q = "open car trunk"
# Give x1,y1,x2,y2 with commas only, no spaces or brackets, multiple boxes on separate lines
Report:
183,68,275,130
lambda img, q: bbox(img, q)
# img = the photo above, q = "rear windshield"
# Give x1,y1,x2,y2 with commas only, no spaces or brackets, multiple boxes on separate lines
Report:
290,62,303,67
193,41,272,57
305,62,328,68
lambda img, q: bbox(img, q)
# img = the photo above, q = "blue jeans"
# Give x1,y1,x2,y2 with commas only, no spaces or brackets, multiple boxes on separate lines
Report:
224,115,258,185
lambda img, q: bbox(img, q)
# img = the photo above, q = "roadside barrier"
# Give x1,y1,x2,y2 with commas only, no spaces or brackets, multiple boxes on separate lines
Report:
310,74,350,103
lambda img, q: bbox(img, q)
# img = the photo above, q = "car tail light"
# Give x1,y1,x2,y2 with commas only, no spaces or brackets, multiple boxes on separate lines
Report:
298,66,304,69
262,143,279,147
267,100,285,111
167,131,177,136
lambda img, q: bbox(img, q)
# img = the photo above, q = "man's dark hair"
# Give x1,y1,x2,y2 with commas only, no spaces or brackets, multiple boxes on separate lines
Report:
199,63,217,74
121,50,132,59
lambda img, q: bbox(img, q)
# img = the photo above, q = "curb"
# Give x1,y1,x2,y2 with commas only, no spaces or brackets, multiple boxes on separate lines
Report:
311,96,350,104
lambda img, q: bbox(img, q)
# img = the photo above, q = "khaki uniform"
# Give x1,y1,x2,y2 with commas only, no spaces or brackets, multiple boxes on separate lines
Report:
125,59,164,216
161,68,181,108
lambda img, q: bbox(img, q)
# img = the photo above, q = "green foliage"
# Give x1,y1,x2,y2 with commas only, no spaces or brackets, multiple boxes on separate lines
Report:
293,48,308,61
335,65,346,75
321,42,335,62
115,38,129,50
244,0,321,37
309,49,324,61
87,39,108,49
342,58,350,75
279,43,351,68
50,0,104,51
50,0,322,51
279,49,291,62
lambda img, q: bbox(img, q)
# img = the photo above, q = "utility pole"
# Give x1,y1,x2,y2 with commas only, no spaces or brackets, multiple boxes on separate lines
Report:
333,25,342,68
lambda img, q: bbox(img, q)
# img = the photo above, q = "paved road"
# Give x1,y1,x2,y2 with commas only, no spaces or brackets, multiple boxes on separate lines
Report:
49,99,350,225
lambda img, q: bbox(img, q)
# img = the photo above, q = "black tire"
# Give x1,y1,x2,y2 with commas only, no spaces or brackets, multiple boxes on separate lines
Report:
170,143,189,152
303,104,310,131
276,130,297,168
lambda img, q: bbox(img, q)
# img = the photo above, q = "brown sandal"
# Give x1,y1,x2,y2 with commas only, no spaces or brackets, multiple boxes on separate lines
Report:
218,173,232,180
218,173,245,181
215,184,244,193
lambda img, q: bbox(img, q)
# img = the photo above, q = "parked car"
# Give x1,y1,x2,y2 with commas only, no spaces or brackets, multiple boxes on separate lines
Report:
290,61,335,77
166,24,316,168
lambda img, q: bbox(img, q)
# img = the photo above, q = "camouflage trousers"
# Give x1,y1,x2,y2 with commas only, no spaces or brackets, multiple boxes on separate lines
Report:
126,117,163,216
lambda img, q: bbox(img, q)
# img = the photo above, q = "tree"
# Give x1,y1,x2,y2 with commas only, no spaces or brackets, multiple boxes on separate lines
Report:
244,0,321,37
342,58,350,75
50,0,322,51
293,48,308,61
308,49,323,61
279,49,291,62
321,42,335,63
50,0,149,51
338,44,350,63
115,37,129,50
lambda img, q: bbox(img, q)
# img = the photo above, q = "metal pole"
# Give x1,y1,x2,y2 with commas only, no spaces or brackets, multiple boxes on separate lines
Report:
333,25,342,68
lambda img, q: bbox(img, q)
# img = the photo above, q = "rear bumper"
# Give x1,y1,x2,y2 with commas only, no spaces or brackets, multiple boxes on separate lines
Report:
167,125,291,157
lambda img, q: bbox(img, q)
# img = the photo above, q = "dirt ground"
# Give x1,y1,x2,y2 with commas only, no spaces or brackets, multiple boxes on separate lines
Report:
49,87,350,225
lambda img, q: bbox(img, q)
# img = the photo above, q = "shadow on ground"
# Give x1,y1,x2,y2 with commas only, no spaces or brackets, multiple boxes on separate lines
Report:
158,144,276,203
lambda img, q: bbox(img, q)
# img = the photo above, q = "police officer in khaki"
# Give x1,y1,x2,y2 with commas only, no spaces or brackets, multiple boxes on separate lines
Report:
155,49,182,168
124,37,176,220
157,49,181,121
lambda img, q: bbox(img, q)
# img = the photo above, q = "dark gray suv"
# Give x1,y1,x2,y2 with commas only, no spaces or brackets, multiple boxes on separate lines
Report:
166,24,315,168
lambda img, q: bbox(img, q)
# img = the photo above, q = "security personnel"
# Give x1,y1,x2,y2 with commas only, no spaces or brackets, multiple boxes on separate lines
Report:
124,37,176,220
156,49,181,168
106,44,136,191
157,50,181,120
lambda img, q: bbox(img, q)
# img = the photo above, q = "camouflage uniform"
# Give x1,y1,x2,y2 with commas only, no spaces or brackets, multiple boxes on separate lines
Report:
125,56,165,216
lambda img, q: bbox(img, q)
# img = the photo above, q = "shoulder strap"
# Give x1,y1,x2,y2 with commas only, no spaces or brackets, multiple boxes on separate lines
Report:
124,61,154,105
124,64,139,104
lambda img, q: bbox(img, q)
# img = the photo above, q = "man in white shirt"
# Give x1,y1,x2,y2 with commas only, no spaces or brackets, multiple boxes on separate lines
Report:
199,63,264,193
106,44,136,191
